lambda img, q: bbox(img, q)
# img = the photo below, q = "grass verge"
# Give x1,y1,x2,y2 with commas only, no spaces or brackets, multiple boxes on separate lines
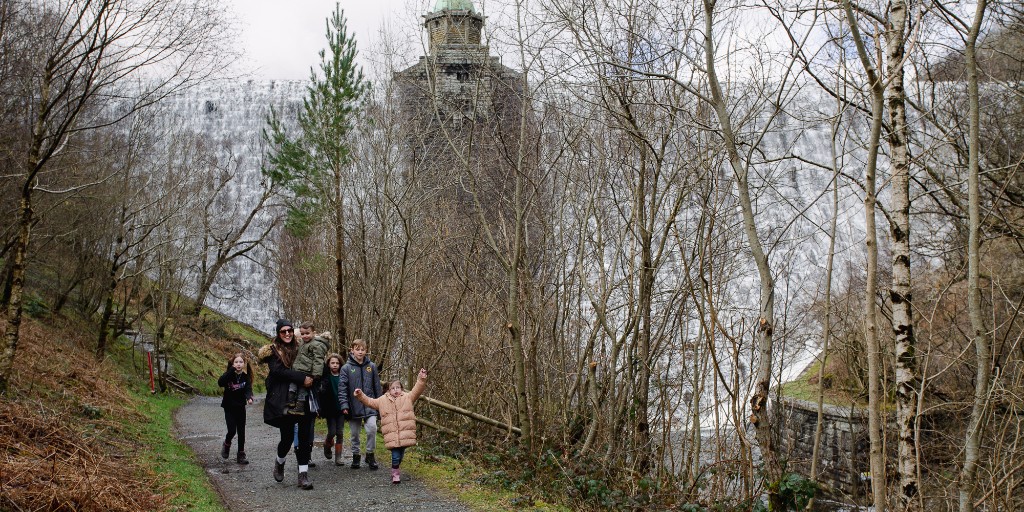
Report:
779,357,863,408
127,388,226,512
374,439,569,512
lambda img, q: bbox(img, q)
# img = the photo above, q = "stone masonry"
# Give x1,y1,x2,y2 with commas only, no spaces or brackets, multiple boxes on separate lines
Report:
779,397,871,499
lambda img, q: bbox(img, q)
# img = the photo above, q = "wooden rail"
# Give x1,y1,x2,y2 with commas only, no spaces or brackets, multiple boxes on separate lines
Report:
420,395,521,436
415,417,463,438
164,374,198,394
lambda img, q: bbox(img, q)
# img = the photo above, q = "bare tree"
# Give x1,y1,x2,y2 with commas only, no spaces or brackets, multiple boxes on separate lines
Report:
95,119,208,358
959,2,992,510
841,0,889,507
190,135,277,316
809,91,844,505
0,0,233,392
883,0,922,508
345,77,418,372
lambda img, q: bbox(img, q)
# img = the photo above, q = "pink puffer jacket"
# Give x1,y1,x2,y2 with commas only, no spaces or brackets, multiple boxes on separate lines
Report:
356,375,426,449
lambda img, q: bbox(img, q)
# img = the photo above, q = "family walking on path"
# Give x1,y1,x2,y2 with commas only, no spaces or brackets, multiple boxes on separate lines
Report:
207,317,434,500
178,393,466,511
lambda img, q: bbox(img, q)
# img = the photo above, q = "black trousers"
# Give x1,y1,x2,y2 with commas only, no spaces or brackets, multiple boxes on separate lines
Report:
276,413,313,465
223,405,246,451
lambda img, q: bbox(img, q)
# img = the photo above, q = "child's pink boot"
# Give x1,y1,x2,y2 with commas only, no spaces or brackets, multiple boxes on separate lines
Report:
391,468,401,484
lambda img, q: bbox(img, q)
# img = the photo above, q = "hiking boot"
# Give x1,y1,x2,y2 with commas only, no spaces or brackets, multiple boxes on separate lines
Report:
351,454,361,469
366,453,378,470
220,440,231,459
273,460,285,482
236,450,249,465
391,468,401,484
323,439,333,460
286,400,305,415
297,471,313,490
334,443,343,466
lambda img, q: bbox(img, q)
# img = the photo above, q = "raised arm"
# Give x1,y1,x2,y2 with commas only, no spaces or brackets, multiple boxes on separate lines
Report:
408,368,428,402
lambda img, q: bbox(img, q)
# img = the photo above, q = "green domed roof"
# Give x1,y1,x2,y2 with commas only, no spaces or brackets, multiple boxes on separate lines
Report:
434,0,475,12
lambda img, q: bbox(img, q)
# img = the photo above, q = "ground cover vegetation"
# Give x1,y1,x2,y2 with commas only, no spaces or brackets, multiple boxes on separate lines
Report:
3,0,1024,511
0,309,247,511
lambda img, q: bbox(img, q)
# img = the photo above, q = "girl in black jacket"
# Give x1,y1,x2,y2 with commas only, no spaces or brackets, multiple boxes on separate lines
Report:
218,353,254,464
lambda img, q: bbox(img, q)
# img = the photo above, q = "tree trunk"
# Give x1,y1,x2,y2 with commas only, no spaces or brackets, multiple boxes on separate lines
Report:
1,257,14,310
635,149,654,474
335,170,348,347
863,105,886,512
507,166,533,451
636,250,653,474
810,111,842,503
0,73,48,393
0,190,33,394
701,1,780,505
97,267,118,359
841,0,888,507
960,2,990,510
885,1,920,507
52,275,87,315
190,259,224,316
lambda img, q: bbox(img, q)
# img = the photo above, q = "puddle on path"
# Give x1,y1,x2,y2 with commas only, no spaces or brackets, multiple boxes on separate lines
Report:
180,433,221,441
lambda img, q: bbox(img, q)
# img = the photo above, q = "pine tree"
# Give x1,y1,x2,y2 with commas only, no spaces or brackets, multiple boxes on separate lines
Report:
262,3,369,344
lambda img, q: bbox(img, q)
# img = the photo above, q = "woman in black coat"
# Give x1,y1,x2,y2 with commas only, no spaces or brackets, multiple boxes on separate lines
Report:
258,319,316,490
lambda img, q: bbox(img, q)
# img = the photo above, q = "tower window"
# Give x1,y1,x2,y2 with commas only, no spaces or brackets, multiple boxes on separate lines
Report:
457,72,469,81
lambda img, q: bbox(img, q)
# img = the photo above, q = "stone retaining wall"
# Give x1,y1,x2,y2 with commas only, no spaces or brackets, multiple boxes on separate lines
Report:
779,397,871,498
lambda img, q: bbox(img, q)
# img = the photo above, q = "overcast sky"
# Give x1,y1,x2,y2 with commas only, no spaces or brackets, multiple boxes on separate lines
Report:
224,0,431,79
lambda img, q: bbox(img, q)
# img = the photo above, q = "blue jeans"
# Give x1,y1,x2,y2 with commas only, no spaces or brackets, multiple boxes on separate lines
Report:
391,447,406,468
292,419,314,451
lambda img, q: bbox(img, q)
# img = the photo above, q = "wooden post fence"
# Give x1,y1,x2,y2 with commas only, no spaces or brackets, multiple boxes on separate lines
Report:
420,395,522,436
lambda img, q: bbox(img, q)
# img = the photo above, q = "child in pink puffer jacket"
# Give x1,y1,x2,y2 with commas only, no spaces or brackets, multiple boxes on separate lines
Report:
353,368,427,484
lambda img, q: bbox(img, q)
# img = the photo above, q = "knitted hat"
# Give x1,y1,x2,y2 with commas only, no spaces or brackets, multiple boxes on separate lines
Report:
275,319,293,334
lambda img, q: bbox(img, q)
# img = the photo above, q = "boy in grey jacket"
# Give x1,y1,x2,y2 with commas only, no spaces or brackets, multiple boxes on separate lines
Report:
337,338,383,469
287,323,331,415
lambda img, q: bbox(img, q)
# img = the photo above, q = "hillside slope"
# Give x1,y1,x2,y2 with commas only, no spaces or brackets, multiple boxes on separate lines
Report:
0,312,266,512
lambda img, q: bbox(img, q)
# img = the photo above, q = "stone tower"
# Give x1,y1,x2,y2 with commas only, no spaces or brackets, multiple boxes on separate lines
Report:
424,0,484,56
394,1,544,401
395,0,525,212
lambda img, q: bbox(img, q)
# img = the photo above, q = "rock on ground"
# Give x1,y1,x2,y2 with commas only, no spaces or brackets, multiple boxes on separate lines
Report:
174,395,470,512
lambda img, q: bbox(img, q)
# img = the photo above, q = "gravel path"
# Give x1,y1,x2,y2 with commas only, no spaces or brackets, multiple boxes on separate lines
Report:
174,395,471,512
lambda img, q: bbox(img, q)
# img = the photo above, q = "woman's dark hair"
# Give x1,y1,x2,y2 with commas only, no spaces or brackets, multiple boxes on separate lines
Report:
272,339,296,367
272,320,298,367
